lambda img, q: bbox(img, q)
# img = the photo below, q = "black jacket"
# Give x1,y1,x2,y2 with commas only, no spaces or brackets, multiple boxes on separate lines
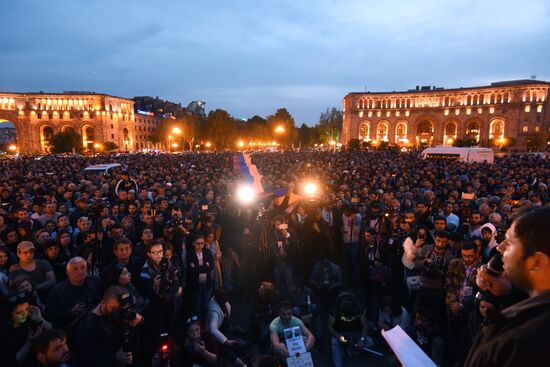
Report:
465,291,550,367
45,277,101,329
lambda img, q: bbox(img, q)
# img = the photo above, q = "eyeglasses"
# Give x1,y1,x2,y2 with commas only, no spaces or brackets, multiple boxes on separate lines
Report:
149,250,163,255
185,315,199,325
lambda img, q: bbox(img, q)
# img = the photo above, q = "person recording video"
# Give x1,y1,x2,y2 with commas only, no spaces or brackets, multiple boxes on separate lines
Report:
72,286,143,367
465,207,550,366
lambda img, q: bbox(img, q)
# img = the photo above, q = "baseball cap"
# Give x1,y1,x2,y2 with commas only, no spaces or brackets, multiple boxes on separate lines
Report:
17,241,35,252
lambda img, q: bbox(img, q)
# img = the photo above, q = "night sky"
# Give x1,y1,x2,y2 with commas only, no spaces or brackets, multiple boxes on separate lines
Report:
1,0,549,124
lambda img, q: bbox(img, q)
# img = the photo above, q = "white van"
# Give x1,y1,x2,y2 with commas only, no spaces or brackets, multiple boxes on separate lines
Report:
81,163,122,176
420,146,494,164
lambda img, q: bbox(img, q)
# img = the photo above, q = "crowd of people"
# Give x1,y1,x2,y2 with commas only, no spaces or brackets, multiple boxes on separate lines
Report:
0,150,548,367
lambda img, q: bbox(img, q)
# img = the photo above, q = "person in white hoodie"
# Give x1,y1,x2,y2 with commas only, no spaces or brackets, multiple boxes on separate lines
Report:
479,223,499,263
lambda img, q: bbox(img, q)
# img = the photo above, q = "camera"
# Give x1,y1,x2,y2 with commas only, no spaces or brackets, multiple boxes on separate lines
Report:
159,256,170,296
119,292,137,323
172,216,192,231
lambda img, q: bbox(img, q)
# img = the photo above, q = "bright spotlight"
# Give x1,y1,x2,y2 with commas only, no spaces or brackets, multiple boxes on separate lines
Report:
236,185,256,205
304,182,318,196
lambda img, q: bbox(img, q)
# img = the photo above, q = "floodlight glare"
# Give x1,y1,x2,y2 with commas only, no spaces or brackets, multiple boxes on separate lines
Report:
304,182,318,196
236,185,256,205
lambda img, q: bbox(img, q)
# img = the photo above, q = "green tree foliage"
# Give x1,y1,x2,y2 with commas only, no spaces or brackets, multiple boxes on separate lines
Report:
318,107,343,143
243,116,270,141
146,106,346,150
297,124,319,147
267,108,298,144
525,132,547,151
205,109,237,149
348,138,360,150
49,130,84,153
452,138,478,147
102,142,118,151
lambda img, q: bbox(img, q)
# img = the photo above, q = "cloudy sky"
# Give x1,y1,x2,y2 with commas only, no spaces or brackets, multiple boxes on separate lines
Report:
1,0,549,124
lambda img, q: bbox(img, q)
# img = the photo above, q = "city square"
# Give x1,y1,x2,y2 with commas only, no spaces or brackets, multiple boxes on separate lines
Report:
0,1,549,367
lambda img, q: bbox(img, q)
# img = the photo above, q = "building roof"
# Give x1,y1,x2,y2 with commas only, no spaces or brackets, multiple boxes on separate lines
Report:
0,91,134,101
346,80,550,96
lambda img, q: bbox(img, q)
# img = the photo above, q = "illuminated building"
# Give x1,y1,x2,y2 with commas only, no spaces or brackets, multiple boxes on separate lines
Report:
0,91,136,153
342,80,550,149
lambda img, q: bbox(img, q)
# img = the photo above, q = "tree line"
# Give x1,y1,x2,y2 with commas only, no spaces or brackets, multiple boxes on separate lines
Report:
151,107,343,150
28,107,343,153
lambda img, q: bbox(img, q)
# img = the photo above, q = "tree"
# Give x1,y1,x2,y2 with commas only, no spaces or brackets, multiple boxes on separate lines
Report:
453,138,478,147
49,130,84,153
151,115,202,149
318,107,343,143
102,142,118,151
267,108,297,145
525,132,547,151
297,123,319,147
205,109,237,149
348,138,360,150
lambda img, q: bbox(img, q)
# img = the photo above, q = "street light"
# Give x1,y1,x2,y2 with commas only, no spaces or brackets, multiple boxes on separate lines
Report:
205,142,212,148
93,143,101,149
172,142,178,148
8,144,17,152
172,127,182,135
275,125,285,134
237,140,245,148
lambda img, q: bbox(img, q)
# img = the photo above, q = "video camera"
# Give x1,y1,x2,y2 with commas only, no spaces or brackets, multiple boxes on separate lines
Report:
159,256,170,296
172,216,192,231
119,291,137,324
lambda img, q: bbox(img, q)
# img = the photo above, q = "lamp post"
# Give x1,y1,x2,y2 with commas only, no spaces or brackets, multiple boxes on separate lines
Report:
172,127,182,151
274,125,286,149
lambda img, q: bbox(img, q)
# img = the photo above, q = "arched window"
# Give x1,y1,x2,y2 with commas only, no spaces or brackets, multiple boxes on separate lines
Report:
490,120,504,137
417,121,432,135
42,126,53,142
123,128,129,141
467,122,480,135
445,123,456,135
359,122,370,140
64,126,75,134
396,123,407,136
377,122,388,141
85,127,94,141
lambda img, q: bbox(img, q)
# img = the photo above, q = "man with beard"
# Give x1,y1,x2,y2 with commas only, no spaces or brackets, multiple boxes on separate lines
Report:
445,241,481,364
73,286,143,367
32,329,71,367
465,207,550,366
468,212,483,238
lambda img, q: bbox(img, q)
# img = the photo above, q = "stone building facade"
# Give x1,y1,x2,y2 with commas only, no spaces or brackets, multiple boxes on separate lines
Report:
342,80,550,150
134,112,164,151
0,92,137,153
